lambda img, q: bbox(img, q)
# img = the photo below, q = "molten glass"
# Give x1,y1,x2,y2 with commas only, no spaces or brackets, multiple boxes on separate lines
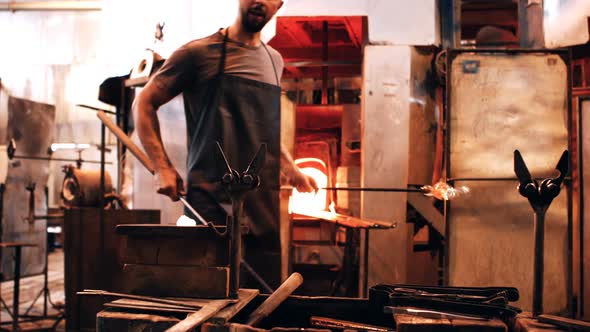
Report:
290,159,329,214
421,180,470,201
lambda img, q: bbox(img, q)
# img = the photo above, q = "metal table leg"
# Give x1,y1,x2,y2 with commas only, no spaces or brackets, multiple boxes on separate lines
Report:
13,245,21,331
363,229,369,298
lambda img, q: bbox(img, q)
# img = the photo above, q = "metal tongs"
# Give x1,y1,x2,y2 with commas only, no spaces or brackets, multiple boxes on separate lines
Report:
513,149,568,316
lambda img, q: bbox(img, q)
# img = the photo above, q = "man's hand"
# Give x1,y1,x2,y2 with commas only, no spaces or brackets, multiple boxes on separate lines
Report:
155,167,185,201
289,168,319,193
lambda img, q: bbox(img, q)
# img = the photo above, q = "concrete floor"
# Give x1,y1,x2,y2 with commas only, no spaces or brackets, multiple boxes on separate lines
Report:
0,250,65,331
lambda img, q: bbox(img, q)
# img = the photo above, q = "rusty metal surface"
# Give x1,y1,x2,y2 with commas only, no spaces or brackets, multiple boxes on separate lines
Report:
449,52,568,179
448,51,569,313
1,97,55,279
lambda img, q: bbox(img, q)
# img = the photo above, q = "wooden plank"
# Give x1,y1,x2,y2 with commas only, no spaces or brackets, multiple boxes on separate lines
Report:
167,300,230,332
210,289,259,324
122,264,229,299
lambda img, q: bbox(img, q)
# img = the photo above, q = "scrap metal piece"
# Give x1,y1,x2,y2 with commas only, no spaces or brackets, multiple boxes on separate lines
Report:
385,306,488,321
310,316,393,331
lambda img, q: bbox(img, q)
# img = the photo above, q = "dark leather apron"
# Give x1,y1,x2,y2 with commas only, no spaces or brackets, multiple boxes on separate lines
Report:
185,29,281,252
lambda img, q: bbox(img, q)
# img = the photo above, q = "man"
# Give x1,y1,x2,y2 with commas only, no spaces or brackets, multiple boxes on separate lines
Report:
135,0,317,289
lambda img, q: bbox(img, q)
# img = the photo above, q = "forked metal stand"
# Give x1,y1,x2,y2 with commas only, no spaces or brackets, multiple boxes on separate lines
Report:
514,149,568,316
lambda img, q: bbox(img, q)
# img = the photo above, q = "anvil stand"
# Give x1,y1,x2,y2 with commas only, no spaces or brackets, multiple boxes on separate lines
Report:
513,150,568,317
215,142,267,299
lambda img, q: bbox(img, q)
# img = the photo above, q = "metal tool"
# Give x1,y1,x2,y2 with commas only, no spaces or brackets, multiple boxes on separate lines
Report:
96,111,273,294
215,142,267,298
385,306,488,321
285,179,469,201
514,149,568,316
392,287,508,304
310,316,393,332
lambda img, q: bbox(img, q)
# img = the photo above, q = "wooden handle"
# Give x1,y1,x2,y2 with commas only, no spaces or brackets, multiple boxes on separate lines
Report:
245,272,303,326
166,300,230,332
96,111,155,174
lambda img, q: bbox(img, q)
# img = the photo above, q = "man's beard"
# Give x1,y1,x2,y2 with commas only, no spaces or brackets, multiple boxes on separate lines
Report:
241,7,269,32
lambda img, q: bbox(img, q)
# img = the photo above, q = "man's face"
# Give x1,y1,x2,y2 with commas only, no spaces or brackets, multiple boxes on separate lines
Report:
239,0,283,33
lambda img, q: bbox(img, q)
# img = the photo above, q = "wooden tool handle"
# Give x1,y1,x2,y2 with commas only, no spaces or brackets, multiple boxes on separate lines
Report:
96,111,155,174
166,300,230,332
245,272,303,326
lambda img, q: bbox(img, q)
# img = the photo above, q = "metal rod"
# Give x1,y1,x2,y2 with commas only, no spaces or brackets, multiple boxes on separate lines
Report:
77,104,116,115
242,260,273,294
229,200,243,299
321,20,328,105
12,155,112,165
322,187,424,193
178,197,210,227
284,60,361,68
0,0,101,11
448,177,573,182
533,206,548,317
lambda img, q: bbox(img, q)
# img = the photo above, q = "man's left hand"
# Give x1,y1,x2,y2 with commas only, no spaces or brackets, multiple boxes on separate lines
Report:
290,168,319,193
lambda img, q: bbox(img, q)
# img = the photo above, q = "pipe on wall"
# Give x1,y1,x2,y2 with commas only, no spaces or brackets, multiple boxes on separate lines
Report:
0,1,101,11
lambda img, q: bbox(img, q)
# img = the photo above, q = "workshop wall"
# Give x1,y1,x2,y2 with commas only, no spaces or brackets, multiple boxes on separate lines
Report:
0,10,120,277
0,10,118,208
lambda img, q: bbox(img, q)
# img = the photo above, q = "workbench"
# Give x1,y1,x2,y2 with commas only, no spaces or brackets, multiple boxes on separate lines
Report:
93,293,535,332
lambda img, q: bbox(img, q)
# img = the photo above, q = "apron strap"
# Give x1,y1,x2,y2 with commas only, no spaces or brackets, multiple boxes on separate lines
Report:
261,43,280,86
218,27,230,76
219,27,279,86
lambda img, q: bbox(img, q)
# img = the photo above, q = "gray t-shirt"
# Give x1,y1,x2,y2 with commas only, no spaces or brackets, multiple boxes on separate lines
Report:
151,29,284,96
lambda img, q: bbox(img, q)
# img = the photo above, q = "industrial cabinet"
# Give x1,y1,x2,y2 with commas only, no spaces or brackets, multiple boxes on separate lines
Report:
445,49,572,313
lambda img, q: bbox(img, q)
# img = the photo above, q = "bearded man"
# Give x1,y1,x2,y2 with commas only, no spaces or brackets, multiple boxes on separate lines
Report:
135,0,317,289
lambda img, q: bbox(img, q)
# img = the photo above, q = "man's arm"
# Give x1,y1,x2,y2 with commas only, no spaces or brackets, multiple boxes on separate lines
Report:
280,144,318,193
134,81,185,201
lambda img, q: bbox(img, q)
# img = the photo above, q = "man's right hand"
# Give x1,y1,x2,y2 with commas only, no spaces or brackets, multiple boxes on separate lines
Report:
155,167,185,201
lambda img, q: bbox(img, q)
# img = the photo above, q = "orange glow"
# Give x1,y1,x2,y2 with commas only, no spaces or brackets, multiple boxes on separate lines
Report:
290,158,328,214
